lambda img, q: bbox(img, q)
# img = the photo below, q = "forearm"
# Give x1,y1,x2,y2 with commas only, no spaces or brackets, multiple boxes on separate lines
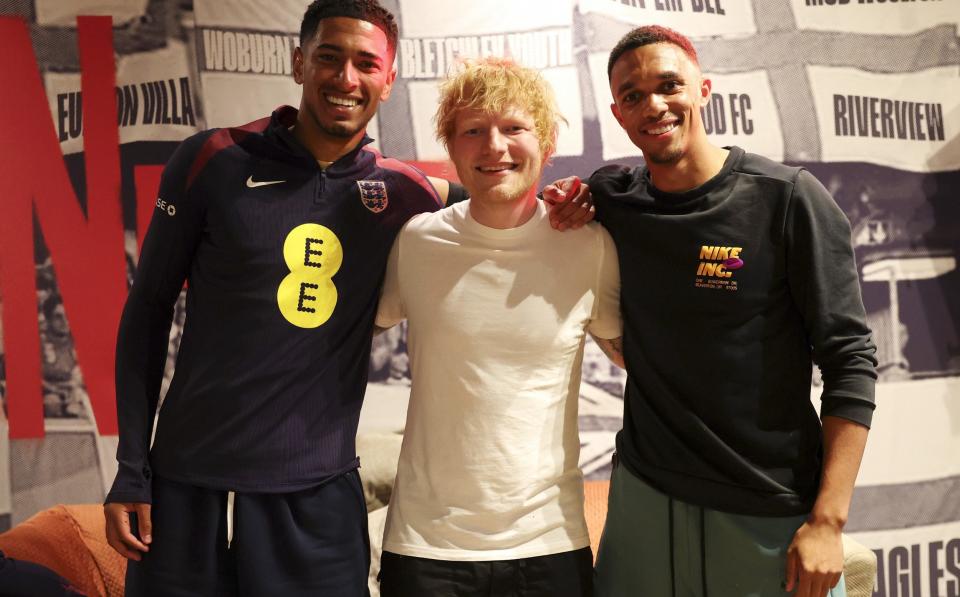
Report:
809,415,869,529
108,292,176,503
590,334,625,369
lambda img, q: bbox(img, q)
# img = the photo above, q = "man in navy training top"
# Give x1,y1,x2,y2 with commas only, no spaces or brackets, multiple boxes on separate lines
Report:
546,25,877,597
102,1,591,595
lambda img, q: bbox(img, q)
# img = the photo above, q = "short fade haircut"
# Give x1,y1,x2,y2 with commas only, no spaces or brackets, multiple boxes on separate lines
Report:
299,0,399,57
607,25,699,80
435,57,566,158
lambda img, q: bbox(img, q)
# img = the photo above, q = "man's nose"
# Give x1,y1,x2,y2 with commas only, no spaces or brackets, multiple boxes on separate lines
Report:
335,60,360,89
483,128,508,154
642,93,669,119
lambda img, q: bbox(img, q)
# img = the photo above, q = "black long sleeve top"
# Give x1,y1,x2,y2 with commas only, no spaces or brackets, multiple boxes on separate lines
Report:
590,146,878,516
107,107,442,503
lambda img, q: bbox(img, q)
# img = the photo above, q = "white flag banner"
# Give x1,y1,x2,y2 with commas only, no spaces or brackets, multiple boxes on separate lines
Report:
808,65,960,172
790,0,960,35
578,0,757,38
45,40,199,156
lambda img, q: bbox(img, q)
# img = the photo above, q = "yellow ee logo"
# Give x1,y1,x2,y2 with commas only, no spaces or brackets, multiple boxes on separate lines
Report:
277,223,343,328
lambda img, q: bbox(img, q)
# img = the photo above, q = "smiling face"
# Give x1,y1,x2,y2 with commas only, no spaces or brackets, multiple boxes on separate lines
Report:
609,42,711,166
449,105,544,205
293,16,396,147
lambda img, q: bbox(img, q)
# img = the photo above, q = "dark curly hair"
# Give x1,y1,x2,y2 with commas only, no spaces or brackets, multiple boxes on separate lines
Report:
607,25,698,80
300,0,399,58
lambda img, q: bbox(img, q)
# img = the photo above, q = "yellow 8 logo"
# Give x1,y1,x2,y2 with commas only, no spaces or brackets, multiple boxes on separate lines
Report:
277,223,343,328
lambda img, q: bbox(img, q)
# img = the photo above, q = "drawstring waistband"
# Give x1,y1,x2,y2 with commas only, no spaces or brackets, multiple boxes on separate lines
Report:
226,491,236,549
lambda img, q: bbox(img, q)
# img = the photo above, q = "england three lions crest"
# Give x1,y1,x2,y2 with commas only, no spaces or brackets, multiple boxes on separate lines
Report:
358,180,388,213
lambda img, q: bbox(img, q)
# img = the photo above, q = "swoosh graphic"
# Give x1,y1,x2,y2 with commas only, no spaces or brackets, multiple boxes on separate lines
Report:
246,176,285,188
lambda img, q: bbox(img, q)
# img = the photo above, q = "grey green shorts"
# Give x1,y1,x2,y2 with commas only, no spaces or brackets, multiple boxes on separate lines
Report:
594,461,847,597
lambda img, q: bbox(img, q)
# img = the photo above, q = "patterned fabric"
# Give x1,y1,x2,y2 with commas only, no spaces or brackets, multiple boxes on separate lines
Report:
0,504,126,596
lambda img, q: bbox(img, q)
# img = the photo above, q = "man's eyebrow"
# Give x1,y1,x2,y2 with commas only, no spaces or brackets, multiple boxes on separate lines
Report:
358,50,383,62
315,43,383,62
616,79,636,95
616,70,682,95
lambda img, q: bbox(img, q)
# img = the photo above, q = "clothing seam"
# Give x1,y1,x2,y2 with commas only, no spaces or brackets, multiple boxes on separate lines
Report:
781,169,801,265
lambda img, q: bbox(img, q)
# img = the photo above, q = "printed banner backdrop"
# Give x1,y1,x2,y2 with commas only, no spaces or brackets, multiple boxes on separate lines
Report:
0,0,958,593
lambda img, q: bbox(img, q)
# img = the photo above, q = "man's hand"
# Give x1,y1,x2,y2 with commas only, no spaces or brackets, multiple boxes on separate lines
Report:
542,176,595,231
784,519,844,597
104,502,152,561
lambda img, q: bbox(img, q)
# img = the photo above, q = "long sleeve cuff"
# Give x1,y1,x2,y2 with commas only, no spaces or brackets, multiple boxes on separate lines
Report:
820,373,877,428
104,462,153,504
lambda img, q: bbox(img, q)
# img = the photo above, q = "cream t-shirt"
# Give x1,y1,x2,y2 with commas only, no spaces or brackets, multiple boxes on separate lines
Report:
375,199,621,561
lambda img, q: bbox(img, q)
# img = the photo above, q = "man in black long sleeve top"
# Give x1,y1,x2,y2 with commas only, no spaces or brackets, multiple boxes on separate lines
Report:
102,2,459,595
549,26,877,597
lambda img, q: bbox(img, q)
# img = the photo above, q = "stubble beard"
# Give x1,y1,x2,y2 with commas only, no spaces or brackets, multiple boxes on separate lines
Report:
319,119,363,139
485,180,528,203
645,145,685,165
487,164,541,204
644,129,685,165
309,99,371,140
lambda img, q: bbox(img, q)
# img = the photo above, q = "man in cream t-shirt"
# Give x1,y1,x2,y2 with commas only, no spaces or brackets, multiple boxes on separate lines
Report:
375,57,623,597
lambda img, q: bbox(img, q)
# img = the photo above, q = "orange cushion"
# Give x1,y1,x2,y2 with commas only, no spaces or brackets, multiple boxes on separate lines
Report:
583,479,610,561
0,504,126,597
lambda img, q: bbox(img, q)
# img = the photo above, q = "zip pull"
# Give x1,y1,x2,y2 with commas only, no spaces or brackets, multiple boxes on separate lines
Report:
226,490,236,549
315,170,325,204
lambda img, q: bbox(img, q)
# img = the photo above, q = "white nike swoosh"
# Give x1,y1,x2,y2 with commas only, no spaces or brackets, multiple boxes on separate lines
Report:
246,176,286,188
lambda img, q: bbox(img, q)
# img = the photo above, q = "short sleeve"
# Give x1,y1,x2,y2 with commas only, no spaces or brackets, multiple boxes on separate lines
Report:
376,227,406,329
587,226,622,340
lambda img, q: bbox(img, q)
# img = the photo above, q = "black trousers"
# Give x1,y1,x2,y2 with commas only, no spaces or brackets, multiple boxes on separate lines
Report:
124,470,370,597
379,547,593,597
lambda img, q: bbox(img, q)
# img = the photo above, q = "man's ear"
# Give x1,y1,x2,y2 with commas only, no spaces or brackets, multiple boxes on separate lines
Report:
699,77,712,107
293,47,304,85
541,130,558,165
611,102,625,128
380,65,398,102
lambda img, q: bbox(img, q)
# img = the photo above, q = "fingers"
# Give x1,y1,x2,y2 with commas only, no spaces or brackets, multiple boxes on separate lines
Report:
135,503,153,545
798,572,827,597
789,558,842,597
542,176,580,205
808,569,842,597
549,182,594,230
784,547,798,592
104,503,150,561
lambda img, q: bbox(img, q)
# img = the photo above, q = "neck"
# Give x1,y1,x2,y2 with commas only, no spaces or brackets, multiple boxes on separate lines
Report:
647,140,729,194
291,108,366,163
469,188,539,230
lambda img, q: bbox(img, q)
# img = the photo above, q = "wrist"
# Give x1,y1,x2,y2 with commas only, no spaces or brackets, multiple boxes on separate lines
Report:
808,509,848,530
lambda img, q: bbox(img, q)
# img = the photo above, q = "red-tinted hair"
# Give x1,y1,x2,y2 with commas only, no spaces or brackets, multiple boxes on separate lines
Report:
607,25,699,80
